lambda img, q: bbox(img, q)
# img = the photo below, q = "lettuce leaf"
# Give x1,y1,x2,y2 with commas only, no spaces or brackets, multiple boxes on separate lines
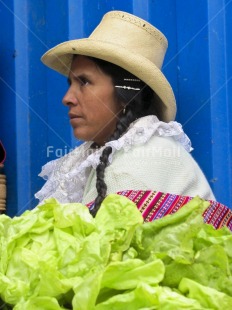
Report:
95,282,208,310
100,258,164,290
179,277,232,309
0,194,231,309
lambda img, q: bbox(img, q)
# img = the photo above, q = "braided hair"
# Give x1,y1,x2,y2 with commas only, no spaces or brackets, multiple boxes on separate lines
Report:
88,57,162,217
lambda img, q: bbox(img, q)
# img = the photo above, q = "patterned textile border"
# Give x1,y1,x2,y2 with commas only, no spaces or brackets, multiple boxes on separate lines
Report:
87,190,232,231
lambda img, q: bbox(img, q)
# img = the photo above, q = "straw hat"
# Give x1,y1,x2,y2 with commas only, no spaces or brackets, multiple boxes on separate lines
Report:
41,10,176,122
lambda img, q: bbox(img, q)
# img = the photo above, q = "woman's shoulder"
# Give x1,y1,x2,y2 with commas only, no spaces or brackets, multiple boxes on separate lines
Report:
144,134,194,159
106,115,192,156
111,134,189,162
143,134,185,149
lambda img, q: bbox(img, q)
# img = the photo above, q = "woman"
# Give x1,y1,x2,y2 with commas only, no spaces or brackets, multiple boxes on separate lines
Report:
35,11,215,217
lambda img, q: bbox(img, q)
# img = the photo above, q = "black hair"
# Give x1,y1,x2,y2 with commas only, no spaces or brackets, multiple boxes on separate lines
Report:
85,57,162,216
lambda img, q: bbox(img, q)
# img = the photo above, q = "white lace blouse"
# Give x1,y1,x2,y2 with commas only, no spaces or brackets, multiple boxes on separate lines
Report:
35,115,215,204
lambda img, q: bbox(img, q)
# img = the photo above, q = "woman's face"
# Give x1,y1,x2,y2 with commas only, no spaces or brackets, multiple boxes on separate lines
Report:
62,55,122,145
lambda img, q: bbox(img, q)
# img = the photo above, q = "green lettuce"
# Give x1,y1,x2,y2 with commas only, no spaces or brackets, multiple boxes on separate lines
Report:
0,194,232,309
179,277,232,309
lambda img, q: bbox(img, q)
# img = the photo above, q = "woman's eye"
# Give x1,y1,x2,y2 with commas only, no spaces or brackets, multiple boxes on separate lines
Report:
79,77,89,86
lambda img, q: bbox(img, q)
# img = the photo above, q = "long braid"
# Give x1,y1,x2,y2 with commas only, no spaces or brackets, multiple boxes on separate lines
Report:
93,147,112,214
87,57,159,217
90,107,138,217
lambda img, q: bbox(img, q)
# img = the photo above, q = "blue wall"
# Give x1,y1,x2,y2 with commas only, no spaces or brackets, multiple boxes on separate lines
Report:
0,0,231,216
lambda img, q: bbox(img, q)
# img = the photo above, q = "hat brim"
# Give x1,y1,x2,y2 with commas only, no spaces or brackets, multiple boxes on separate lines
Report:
41,39,176,122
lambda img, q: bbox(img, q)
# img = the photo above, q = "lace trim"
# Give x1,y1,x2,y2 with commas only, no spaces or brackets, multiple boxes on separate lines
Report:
35,116,192,204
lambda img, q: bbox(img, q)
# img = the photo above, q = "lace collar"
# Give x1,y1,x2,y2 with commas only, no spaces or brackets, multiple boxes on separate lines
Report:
35,115,192,204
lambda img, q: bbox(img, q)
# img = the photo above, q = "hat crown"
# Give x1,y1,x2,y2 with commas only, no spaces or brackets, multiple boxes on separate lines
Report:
90,11,168,69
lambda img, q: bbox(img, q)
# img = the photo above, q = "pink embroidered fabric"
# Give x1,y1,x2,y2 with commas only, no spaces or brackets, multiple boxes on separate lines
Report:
87,190,232,231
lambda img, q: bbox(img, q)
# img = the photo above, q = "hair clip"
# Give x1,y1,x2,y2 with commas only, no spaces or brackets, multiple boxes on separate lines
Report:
115,85,141,90
124,78,141,82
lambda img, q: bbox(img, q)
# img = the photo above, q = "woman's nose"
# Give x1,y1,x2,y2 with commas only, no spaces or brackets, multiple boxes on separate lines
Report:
62,87,78,106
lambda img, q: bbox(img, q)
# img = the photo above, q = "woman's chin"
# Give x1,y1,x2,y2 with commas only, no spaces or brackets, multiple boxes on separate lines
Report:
72,129,92,142
73,131,85,141
72,127,108,145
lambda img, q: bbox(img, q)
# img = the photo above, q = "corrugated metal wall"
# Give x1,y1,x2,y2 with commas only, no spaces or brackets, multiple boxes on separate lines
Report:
0,0,231,216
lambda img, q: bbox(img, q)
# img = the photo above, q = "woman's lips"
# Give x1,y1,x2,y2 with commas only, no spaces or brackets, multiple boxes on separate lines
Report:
69,113,83,125
68,113,81,119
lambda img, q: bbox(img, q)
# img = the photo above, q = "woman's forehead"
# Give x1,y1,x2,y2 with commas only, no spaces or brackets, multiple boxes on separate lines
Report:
69,55,109,79
71,55,95,70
